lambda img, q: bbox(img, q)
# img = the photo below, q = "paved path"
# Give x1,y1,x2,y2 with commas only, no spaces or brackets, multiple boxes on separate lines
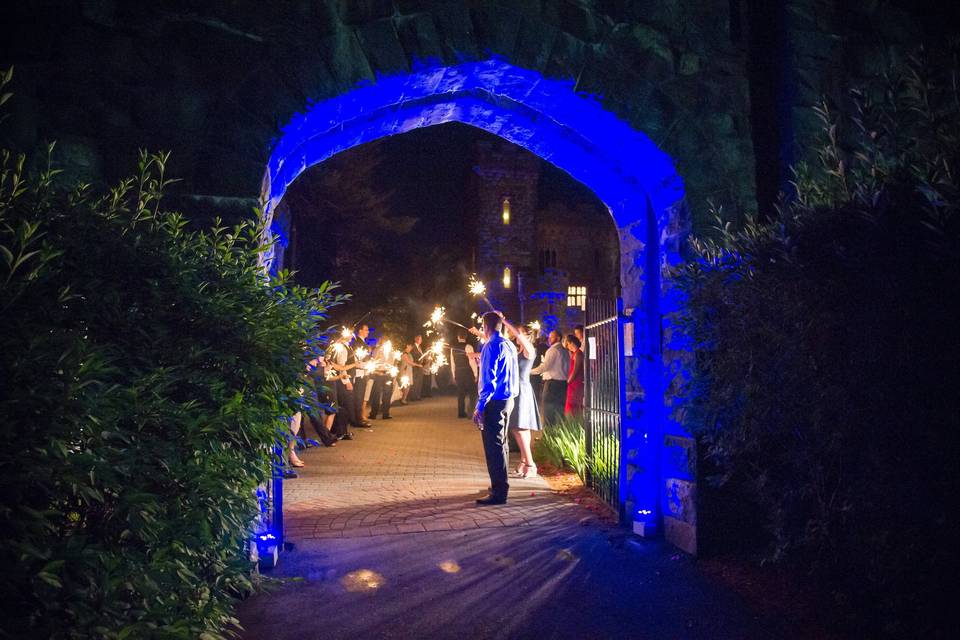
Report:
238,396,796,640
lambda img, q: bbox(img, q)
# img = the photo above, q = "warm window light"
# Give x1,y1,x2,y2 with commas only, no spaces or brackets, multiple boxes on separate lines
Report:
503,266,512,289
567,285,586,310
501,197,511,225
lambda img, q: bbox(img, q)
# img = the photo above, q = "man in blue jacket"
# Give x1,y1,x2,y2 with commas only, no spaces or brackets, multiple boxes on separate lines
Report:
472,311,519,505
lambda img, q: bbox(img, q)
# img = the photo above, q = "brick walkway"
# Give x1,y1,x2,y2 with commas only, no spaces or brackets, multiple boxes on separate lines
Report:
283,396,577,540
239,395,796,640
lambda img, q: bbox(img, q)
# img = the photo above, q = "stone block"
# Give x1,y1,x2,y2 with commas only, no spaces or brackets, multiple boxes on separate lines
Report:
337,0,394,24
395,13,445,66
470,4,523,58
665,477,696,525
512,16,559,72
664,515,696,555
356,19,410,75
316,28,375,90
430,2,481,61
544,31,589,82
663,436,695,481
605,23,674,79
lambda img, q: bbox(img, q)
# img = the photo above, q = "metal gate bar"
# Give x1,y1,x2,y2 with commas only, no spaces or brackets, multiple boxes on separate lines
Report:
584,296,624,520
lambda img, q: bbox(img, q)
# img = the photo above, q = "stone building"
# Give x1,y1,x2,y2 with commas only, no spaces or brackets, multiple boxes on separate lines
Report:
470,138,619,332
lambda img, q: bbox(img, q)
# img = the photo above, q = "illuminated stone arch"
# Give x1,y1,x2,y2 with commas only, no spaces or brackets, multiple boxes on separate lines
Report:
261,59,689,546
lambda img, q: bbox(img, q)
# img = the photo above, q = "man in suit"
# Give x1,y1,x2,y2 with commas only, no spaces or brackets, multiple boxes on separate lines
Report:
408,334,425,401
349,323,373,428
530,330,570,425
473,312,519,505
453,332,478,418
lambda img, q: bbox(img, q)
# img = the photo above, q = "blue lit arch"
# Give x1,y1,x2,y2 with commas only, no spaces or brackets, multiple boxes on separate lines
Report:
261,59,687,535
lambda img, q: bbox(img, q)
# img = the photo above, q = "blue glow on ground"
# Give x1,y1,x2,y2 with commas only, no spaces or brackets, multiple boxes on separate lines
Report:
262,59,690,529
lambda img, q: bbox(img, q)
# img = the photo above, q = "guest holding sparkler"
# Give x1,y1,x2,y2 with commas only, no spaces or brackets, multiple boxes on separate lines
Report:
473,311,519,505
303,355,338,447
530,329,570,426
327,329,360,440
421,340,435,399
399,342,419,404
349,323,374,428
409,334,425,401
367,338,396,420
453,332,478,418
501,317,542,478
564,334,585,418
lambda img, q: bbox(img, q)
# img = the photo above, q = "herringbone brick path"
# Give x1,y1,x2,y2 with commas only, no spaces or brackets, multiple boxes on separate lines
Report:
282,396,579,541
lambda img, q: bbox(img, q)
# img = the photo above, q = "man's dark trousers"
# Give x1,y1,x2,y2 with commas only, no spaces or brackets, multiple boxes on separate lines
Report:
481,397,514,500
351,375,368,425
332,380,356,437
541,380,567,425
368,374,392,418
456,371,477,417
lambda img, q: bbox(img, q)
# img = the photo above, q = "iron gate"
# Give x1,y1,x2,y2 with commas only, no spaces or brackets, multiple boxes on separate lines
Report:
584,296,626,521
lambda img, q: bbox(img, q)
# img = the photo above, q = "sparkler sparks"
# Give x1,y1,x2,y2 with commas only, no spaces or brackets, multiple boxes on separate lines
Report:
468,275,494,311
387,365,399,378
399,375,411,389
528,320,541,333
354,346,369,360
340,327,353,340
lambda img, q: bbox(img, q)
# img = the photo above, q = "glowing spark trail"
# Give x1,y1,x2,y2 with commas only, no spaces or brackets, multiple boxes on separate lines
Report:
468,275,495,311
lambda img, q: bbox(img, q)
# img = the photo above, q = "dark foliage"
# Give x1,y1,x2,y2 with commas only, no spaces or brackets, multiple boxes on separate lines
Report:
677,45,960,637
0,68,343,639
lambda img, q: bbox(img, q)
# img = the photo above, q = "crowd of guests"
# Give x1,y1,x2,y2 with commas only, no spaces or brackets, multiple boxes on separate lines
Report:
283,317,587,480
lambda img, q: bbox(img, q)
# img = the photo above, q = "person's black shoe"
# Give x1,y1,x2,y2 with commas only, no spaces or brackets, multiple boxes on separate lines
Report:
381,415,392,419
338,433,354,441
475,495,507,506
281,469,298,479
457,413,468,418
353,421,373,428
367,414,377,420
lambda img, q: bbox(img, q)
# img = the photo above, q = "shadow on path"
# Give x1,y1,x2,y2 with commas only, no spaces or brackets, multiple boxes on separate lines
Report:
238,397,795,639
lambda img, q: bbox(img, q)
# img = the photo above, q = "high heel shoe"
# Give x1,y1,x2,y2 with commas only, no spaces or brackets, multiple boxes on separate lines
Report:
521,463,538,478
289,452,305,468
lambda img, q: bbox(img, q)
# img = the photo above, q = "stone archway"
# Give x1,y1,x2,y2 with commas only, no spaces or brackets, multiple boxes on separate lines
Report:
260,59,691,550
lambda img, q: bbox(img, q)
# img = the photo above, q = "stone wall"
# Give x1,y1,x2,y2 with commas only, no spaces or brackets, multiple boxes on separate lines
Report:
1,0,755,230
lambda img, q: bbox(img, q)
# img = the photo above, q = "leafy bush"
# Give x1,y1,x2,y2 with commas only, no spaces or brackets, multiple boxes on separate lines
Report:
677,46,959,636
0,68,342,639
535,417,586,481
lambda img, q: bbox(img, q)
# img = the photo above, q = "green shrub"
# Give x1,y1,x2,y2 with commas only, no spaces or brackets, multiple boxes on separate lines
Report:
536,417,586,481
0,68,343,639
677,46,959,636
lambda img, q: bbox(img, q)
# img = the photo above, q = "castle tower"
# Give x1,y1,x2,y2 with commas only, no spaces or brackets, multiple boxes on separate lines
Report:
471,139,540,322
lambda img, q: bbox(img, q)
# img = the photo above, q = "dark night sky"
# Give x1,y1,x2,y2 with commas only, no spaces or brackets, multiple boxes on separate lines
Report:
283,122,608,336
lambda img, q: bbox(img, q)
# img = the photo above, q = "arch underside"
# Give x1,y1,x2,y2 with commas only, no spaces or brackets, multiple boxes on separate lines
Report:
265,60,682,236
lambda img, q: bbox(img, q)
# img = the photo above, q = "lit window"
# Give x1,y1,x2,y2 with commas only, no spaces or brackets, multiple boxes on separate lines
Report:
501,197,511,225
567,285,586,310
503,265,512,289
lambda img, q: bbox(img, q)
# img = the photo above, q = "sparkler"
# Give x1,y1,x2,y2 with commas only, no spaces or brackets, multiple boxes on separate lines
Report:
399,375,411,389
340,326,353,340
468,275,494,311
423,305,445,330
528,320,541,334
392,349,402,362
387,365,399,378
354,346,369,360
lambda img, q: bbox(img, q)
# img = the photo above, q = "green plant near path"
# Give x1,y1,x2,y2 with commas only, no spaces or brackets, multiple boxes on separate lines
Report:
0,68,345,639
536,417,586,481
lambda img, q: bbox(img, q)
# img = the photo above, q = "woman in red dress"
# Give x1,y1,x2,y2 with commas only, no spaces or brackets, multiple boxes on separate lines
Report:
564,334,584,418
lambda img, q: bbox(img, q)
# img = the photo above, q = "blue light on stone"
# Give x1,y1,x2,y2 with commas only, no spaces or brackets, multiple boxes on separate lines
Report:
260,58,690,535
